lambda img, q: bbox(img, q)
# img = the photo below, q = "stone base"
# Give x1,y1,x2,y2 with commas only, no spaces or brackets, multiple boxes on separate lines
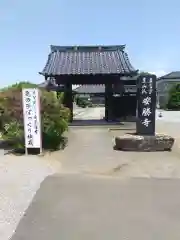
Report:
114,134,175,152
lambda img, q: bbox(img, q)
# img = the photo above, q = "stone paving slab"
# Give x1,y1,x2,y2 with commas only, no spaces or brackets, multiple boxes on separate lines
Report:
11,174,180,240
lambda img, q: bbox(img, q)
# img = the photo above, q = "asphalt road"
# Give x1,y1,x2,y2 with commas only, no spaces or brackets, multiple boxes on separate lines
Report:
11,175,180,240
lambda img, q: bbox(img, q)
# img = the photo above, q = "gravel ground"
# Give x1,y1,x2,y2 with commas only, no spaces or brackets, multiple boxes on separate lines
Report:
0,155,61,240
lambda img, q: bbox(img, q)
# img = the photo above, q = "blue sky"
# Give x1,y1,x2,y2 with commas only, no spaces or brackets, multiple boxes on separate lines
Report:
0,0,180,87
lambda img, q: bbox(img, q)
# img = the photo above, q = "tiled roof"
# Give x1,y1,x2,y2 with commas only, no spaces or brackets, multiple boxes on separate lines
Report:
74,84,137,94
158,71,180,80
38,81,48,88
37,81,65,91
40,45,137,76
75,85,105,93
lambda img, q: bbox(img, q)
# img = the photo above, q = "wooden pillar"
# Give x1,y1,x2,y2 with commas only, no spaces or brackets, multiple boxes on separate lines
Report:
105,83,113,121
63,82,73,122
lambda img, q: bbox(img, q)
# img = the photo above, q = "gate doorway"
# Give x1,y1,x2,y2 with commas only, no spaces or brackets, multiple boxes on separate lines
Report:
73,85,105,121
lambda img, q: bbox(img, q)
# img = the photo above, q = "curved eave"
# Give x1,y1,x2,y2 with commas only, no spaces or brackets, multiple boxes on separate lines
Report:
50,44,126,52
39,70,139,77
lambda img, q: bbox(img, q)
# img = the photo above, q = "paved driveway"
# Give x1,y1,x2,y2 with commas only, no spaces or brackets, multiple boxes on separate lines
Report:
9,112,180,240
11,175,180,240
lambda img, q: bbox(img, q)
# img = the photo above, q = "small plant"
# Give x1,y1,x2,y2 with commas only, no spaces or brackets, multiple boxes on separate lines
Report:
3,121,24,149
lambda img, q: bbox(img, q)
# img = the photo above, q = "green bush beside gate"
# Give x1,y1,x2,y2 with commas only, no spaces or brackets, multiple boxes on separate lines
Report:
0,82,70,151
166,83,180,110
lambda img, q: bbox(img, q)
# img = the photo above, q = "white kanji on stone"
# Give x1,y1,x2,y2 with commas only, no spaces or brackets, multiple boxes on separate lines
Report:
142,118,151,127
142,107,151,116
148,88,153,94
142,78,146,83
141,88,147,94
149,78,153,83
142,96,151,106
141,84,147,94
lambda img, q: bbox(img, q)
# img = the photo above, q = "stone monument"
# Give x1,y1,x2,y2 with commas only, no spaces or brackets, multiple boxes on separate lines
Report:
114,75,174,151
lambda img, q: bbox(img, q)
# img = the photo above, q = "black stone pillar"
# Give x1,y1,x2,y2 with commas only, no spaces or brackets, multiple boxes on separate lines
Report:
105,83,113,121
136,75,157,135
63,83,73,122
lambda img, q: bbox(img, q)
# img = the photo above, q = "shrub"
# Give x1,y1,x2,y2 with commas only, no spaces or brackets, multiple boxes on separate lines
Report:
76,96,90,108
166,84,180,110
0,82,70,151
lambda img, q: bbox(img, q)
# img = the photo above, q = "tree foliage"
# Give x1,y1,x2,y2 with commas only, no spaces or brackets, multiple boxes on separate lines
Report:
0,82,70,151
139,71,151,75
166,83,180,110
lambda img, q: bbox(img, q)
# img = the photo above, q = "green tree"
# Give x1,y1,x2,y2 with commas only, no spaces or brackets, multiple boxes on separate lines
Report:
166,83,180,110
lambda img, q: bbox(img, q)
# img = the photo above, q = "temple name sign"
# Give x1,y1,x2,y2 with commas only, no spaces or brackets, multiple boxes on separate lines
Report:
136,75,157,135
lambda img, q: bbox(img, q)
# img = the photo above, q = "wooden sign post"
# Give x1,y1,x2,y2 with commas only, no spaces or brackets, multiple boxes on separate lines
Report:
136,75,157,135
